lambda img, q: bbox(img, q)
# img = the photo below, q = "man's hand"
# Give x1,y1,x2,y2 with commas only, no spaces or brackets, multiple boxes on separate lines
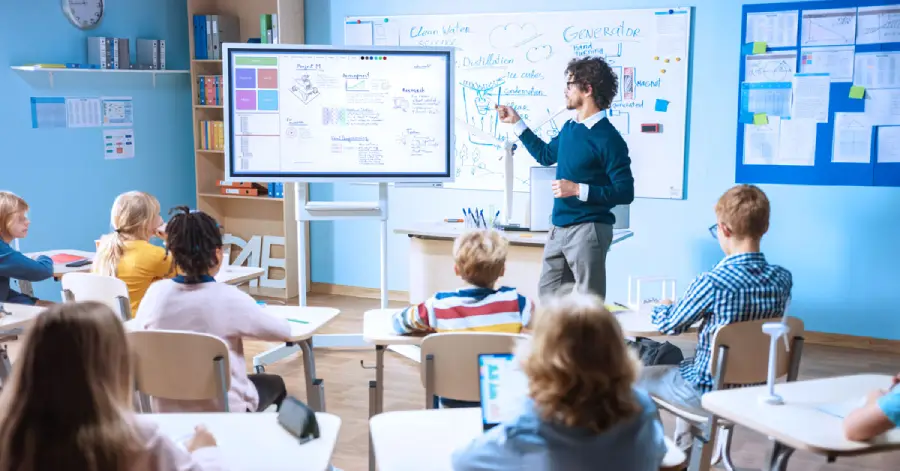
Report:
496,105,521,124
659,299,674,306
552,179,580,198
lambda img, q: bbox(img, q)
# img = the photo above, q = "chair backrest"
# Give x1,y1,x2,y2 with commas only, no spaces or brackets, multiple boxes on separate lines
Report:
61,272,131,321
420,332,526,403
128,330,231,411
710,316,805,386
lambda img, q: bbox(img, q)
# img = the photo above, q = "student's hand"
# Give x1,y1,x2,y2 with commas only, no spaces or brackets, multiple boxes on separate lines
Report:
865,389,886,405
892,373,900,388
496,105,521,124
552,179,580,198
659,299,674,306
186,425,217,452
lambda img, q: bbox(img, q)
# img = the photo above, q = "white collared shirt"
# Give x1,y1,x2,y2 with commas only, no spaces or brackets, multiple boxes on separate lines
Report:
512,110,608,202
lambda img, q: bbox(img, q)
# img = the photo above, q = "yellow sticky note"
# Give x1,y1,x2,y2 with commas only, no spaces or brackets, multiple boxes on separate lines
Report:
849,86,866,99
753,113,768,125
752,41,767,54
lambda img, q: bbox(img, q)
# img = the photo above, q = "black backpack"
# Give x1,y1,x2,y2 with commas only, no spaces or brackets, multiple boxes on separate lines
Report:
627,337,685,366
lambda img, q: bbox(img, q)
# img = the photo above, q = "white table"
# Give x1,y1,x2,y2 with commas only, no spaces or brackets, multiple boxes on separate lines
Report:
0,303,45,383
615,308,700,338
18,249,95,296
370,408,686,471
216,265,265,286
702,374,900,471
146,412,341,471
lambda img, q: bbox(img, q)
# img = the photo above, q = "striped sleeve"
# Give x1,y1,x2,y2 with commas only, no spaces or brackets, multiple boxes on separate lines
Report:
652,274,714,335
391,297,436,335
518,294,534,328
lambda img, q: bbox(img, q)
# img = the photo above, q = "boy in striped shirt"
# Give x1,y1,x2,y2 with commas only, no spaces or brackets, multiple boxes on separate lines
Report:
392,229,534,336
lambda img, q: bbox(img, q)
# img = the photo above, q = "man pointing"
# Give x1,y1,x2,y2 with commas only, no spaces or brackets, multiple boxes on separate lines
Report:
496,56,634,299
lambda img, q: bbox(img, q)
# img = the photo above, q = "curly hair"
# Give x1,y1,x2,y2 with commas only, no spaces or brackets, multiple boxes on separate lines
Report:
452,229,508,288
520,290,641,433
164,206,222,282
565,56,619,110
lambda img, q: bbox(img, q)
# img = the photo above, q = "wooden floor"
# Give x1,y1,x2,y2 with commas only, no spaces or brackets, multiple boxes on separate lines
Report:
8,293,900,470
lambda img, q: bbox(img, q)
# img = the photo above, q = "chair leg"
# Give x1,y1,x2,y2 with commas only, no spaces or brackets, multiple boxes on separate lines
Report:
710,426,724,466
424,354,435,410
719,425,738,471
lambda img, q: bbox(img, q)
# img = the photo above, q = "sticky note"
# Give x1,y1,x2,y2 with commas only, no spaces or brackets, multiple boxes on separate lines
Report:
849,86,866,99
742,43,754,55
740,111,755,124
752,42,767,54
753,113,768,125
655,99,669,112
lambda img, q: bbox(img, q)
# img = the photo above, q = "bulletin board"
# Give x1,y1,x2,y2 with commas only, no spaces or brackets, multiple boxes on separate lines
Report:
735,1,900,188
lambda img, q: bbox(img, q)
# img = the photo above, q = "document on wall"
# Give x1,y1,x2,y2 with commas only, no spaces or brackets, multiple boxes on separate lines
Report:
791,73,831,123
101,96,134,126
744,116,782,165
740,82,793,118
801,8,857,47
864,88,900,126
30,97,67,129
104,128,135,160
877,126,900,163
777,118,818,166
799,46,855,82
832,113,872,163
857,5,900,45
745,52,797,83
854,52,900,89
746,11,799,48
65,97,102,128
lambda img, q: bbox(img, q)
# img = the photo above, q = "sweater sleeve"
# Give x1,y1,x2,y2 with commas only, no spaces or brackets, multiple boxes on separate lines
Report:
586,137,635,206
0,248,53,282
517,127,561,167
135,417,229,471
228,289,292,341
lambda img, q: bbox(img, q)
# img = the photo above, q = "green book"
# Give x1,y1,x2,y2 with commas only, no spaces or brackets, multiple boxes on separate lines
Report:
260,14,272,44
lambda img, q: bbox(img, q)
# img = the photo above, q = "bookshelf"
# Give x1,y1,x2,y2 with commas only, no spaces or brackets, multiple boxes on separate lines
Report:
187,0,306,299
10,66,189,88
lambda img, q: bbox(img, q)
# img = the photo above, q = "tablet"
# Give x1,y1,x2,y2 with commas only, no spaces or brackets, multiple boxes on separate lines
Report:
478,353,518,431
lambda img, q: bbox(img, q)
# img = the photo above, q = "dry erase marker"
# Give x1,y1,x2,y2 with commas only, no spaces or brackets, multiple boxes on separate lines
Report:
287,318,309,325
444,218,464,223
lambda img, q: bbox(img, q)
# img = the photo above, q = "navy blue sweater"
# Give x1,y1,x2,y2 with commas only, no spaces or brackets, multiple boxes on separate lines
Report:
519,117,635,227
0,240,53,303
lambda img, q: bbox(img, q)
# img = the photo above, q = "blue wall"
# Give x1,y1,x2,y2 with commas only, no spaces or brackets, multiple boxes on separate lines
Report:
0,0,195,301
306,0,900,340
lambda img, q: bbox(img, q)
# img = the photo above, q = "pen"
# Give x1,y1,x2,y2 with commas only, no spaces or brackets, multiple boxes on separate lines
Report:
287,318,309,325
445,218,464,223
480,209,487,228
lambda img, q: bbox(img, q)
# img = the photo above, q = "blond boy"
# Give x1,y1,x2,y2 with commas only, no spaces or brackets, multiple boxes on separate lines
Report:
637,184,792,449
0,191,53,305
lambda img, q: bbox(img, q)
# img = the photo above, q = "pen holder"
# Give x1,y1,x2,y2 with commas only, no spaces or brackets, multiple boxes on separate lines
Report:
759,321,790,405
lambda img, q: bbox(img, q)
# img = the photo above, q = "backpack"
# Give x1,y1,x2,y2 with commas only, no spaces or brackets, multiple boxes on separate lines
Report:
627,337,685,367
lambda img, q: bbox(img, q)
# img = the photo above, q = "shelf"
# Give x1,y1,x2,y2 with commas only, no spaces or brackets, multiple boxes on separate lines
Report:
192,59,222,65
195,104,223,109
196,149,225,153
199,192,283,202
11,66,189,88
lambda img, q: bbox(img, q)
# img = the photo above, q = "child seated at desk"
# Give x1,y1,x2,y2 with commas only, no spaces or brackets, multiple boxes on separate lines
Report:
637,184,793,451
93,191,174,316
392,229,534,408
0,191,53,306
0,301,225,470
452,291,667,471
844,373,900,441
133,206,292,413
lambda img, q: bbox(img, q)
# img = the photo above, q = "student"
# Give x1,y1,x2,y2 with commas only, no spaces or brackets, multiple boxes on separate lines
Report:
0,301,225,471
452,291,667,471
637,184,793,450
133,206,291,413
844,373,900,441
93,191,174,316
0,191,53,306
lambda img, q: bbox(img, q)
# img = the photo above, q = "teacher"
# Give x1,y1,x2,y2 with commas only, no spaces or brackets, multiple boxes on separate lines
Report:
496,56,635,300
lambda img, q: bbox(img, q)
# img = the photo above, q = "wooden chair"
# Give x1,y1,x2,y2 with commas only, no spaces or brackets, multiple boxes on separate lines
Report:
420,332,526,408
128,330,231,412
61,272,131,321
652,317,805,471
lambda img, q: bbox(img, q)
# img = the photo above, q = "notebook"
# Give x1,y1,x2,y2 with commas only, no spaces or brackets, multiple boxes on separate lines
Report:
50,253,85,264
478,353,518,431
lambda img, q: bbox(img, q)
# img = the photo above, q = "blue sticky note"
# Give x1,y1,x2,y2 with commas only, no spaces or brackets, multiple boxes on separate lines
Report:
655,99,669,112
740,111,755,124
742,43,754,55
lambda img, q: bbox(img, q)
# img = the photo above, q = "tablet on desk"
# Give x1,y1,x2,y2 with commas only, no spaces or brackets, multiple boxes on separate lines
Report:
478,353,522,431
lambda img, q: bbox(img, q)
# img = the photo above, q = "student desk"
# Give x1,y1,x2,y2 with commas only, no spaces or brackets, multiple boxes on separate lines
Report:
0,303,45,384
147,412,341,471
215,265,265,285
369,408,686,471
18,249,95,296
395,222,634,304
702,374,900,471
615,307,701,337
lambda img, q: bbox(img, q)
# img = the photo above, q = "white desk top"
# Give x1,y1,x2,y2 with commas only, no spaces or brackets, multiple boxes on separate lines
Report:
370,408,685,471
26,249,95,278
146,412,341,471
614,308,700,337
215,265,265,285
363,309,425,346
259,305,340,341
702,374,900,457
0,303,45,331
394,222,633,248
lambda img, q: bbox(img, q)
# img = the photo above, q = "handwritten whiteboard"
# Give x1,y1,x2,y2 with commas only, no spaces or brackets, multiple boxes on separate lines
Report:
345,7,692,199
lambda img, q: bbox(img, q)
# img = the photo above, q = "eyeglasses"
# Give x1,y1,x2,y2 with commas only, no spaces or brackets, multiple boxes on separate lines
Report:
566,81,578,88
708,224,718,239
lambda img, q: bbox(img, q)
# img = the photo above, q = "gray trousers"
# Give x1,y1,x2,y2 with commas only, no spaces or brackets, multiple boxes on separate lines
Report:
538,222,613,299
637,365,704,450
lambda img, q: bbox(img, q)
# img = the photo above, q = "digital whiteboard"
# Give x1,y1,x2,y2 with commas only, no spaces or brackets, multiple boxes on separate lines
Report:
223,43,455,182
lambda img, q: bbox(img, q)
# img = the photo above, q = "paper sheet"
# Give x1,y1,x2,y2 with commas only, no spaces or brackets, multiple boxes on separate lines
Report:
832,113,873,163
864,88,900,126
104,128,135,160
857,5,900,45
746,11,799,48
30,97,67,129
854,52,900,89
65,98,102,128
801,8,857,46
877,126,900,163
814,396,866,419
744,116,781,165
745,52,797,83
655,11,688,60
791,73,831,123
799,46,855,82
777,118,818,166
740,82,792,118
101,96,134,126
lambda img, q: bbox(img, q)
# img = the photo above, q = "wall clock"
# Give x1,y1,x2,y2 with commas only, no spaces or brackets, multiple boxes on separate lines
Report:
62,0,104,30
